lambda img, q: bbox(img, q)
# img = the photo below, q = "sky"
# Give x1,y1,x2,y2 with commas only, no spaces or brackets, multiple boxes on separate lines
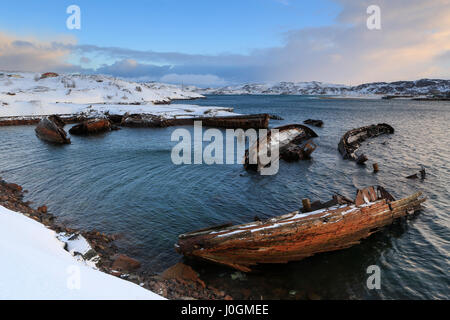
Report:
0,0,449,86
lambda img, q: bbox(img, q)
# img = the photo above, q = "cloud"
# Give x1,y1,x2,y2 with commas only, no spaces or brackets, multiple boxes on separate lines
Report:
0,32,77,73
0,0,449,85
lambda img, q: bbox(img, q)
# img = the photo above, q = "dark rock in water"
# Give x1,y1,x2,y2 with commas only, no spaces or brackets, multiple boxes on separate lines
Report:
35,116,71,144
69,118,112,135
406,173,418,179
304,119,324,127
111,254,141,272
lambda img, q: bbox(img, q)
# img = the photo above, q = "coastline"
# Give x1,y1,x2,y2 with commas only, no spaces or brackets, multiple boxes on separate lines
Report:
0,178,230,300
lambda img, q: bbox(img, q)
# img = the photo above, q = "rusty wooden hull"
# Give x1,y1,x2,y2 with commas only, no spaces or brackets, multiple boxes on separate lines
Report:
176,186,426,272
338,123,394,162
35,116,71,144
244,124,318,171
69,118,112,135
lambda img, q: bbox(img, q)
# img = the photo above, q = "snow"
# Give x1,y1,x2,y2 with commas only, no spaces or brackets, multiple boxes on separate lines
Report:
189,79,450,98
0,205,164,300
0,101,239,119
0,71,240,120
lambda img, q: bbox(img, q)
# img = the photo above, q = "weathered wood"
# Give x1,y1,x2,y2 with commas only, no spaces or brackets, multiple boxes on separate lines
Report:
244,124,318,172
176,186,426,272
35,116,71,144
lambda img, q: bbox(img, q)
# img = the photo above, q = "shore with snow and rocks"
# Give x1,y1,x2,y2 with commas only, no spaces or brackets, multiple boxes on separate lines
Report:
0,178,234,300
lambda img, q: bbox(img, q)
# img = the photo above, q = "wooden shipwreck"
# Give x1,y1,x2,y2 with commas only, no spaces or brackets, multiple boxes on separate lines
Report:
244,124,318,172
338,123,394,164
176,186,426,272
35,116,71,144
123,113,271,129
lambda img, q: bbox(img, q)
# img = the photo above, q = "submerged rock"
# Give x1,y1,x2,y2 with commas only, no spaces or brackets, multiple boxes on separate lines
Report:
35,116,71,144
69,118,112,135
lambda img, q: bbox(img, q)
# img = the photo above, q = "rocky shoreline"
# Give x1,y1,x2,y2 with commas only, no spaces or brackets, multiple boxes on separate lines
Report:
0,178,231,300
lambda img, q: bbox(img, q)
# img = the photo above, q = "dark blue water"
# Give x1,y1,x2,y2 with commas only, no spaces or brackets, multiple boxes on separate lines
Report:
0,95,448,299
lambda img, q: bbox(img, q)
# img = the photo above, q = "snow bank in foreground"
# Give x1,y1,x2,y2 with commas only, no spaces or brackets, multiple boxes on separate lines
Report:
0,205,164,300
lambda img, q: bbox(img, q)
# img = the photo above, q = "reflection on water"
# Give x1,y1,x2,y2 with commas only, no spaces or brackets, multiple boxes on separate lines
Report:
0,96,448,299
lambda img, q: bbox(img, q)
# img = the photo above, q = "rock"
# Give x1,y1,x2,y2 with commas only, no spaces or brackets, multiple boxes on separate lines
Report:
111,254,141,272
69,118,112,135
37,205,47,214
162,262,206,288
5,183,22,192
35,116,71,144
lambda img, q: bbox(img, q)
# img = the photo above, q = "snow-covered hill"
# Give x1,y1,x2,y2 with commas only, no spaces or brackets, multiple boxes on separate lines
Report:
0,72,241,120
0,72,203,105
190,79,450,98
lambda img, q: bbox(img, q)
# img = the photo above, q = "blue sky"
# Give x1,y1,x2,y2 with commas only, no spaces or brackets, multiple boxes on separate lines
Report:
0,0,448,86
0,0,339,54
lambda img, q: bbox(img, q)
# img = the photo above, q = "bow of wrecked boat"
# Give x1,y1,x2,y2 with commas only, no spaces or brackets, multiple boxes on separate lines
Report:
176,186,426,272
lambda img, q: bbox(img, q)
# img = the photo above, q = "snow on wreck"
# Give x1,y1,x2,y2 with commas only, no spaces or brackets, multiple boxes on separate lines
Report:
176,186,426,272
244,124,318,173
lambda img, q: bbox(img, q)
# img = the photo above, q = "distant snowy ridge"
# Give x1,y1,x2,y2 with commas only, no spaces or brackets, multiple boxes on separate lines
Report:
190,79,450,97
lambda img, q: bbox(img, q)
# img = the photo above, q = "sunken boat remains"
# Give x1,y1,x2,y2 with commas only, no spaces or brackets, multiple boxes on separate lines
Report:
338,123,394,164
69,118,113,135
176,186,426,272
244,124,318,172
35,115,71,144
121,113,271,129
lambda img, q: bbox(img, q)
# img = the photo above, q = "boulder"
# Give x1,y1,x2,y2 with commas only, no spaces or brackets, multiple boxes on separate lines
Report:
161,262,206,288
111,254,141,272
40,72,59,79
69,118,112,135
35,116,71,144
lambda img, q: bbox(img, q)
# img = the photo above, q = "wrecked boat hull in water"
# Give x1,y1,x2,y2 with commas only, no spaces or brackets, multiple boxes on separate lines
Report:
176,186,426,272
244,124,318,172
338,123,394,163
